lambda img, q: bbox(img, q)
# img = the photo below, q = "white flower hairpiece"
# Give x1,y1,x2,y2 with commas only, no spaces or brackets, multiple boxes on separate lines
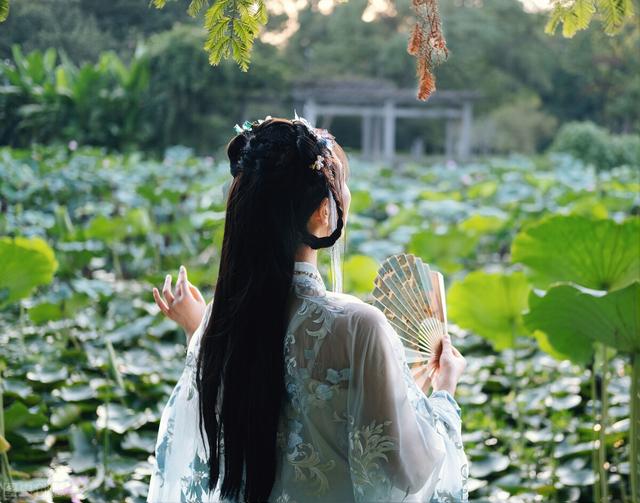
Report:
310,154,324,171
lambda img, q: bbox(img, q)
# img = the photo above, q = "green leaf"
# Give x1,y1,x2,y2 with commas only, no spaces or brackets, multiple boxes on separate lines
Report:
511,215,640,291
0,236,58,308
10,479,50,493
597,0,634,35
343,255,380,294
187,0,209,17
546,0,635,37
0,434,11,454
4,401,30,431
349,190,373,214
524,281,639,362
532,329,574,361
84,208,152,243
0,0,9,22
96,404,149,434
448,271,531,350
459,214,506,234
50,404,82,429
563,0,596,37
69,423,98,473
408,227,479,274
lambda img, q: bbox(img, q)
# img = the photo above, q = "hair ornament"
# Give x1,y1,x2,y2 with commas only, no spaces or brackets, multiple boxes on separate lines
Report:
318,136,333,150
310,154,324,171
233,115,273,134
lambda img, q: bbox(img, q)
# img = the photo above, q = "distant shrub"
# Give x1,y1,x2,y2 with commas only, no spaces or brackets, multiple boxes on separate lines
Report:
473,96,558,155
550,121,640,169
611,134,640,167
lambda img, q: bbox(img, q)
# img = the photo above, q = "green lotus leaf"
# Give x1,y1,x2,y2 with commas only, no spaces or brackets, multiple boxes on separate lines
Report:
512,215,640,291
459,214,506,234
342,254,379,294
448,271,530,350
69,423,98,474
349,189,373,214
7,479,51,493
84,207,152,243
50,404,82,429
0,236,58,308
523,281,639,363
408,227,479,274
532,329,574,361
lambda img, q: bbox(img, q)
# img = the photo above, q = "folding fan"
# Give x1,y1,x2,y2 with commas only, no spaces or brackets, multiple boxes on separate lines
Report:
370,253,448,381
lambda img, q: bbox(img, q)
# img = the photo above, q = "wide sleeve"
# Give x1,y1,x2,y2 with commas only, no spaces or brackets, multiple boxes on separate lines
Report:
346,305,468,502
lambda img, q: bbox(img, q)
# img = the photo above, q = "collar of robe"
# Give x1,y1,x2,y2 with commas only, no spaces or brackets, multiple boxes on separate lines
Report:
292,261,326,295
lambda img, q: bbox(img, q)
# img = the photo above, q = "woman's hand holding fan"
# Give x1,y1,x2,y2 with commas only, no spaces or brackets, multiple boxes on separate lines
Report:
370,253,465,395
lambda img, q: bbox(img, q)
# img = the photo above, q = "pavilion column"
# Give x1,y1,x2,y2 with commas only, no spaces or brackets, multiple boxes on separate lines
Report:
372,115,383,161
383,100,396,163
445,119,455,159
457,101,473,161
362,112,373,160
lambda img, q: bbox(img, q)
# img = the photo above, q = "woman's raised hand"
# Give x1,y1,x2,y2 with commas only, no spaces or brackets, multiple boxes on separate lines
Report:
153,265,207,340
429,333,466,396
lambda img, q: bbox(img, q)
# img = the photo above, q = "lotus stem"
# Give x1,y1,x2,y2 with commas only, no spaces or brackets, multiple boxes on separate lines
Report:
509,330,525,459
0,372,14,499
111,245,122,278
103,396,110,487
599,345,609,502
631,352,639,503
591,361,601,503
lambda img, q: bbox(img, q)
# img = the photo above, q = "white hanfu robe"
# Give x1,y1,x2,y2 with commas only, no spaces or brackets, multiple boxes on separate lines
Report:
147,260,468,503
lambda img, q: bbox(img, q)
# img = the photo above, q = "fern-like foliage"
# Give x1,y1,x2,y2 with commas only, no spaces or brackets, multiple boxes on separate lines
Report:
0,0,9,23
546,0,635,37
152,0,267,71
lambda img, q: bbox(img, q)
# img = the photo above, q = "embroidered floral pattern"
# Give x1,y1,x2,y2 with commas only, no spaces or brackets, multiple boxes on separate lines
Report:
287,442,336,495
274,490,298,503
348,418,396,494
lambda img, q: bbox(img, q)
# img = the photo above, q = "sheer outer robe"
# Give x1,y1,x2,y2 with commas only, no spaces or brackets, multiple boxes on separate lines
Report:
147,261,468,502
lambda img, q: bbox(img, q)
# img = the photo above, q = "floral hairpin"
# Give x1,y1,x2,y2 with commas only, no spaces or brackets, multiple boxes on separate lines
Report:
310,154,324,171
233,115,273,134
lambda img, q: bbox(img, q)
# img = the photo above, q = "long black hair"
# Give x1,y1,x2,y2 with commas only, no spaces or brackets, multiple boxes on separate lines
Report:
196,118,347,502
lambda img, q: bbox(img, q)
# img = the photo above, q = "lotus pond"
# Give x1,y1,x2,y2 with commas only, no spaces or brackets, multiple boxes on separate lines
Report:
0,145,638,502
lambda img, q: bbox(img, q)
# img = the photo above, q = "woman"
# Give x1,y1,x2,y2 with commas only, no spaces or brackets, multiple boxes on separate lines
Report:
148,117,468,503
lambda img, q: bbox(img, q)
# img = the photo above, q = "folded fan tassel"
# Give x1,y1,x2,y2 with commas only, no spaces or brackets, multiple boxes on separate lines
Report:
408,0,448,101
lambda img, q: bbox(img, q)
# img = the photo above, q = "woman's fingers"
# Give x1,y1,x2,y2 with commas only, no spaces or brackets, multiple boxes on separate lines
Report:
441,333,453,356
153,287,170,315
189,282,205,304
176,265,193,300
162,274,175,304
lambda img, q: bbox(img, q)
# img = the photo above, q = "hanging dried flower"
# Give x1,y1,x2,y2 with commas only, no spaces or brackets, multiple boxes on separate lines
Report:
407,0,448,101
